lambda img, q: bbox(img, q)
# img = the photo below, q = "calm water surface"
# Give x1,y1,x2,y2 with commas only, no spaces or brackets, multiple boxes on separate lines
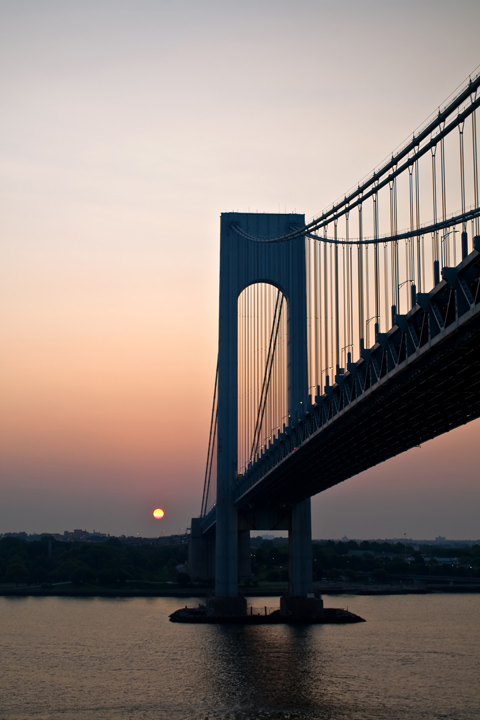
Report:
1,593,479,720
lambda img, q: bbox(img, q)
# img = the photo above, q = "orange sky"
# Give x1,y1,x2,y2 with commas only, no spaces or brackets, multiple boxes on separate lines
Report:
1,0,479,539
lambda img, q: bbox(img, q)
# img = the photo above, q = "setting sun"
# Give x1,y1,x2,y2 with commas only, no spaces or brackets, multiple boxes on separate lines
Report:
152,508,165,519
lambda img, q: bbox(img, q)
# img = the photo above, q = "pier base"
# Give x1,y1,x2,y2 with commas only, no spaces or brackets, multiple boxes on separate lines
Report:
280,594,324,620
206,596,247,618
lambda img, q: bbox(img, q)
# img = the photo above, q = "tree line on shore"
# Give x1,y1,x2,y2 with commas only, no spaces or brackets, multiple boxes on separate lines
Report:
0,535,478,587
251,538,480,584
0,536,189,587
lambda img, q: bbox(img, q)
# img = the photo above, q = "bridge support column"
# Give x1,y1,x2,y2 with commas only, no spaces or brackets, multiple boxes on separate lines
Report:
215,498,239,597
210,517,250,614
288,498,313,596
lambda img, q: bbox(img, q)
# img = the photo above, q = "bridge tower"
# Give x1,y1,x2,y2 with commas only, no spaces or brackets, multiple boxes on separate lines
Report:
211,212,312,614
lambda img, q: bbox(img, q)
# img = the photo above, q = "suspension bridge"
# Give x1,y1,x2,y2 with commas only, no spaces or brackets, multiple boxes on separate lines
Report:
189,71,480,617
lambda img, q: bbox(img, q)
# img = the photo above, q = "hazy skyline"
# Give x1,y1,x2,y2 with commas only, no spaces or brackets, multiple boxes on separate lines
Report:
1,0,480,539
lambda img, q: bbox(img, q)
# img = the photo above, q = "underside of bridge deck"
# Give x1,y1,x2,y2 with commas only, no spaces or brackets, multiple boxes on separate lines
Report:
236,309,480,510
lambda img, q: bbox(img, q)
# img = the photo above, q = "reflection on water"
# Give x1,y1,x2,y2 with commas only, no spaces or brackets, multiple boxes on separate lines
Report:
201,624,322,715
1,594,479,719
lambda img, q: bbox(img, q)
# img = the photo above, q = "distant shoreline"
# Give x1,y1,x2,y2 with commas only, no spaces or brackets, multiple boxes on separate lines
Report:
1,583,479,598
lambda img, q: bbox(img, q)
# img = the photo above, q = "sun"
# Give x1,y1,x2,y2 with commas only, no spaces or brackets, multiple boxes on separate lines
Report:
152,508,165,519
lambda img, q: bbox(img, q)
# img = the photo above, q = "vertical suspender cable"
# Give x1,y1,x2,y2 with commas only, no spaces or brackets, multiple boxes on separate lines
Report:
389,179,394,319
390,174,399,320
261,283,264,448
459,121,467,260
244,288,247,465
329,239,334,374
238,292,241,469
242,290,248,464
244,287,248,467
252,283,265,450
246,286,249,464
358,201,364,351
246,285,249,463
408,162,416,305
440,124,447,267
431,146,440,285
239,290,243,469
306,238,312,389
393,173,398,311
250,292,283,462
267,285,270,438
256,246,259,451
263,284,265,444
348,224,353,361
262,283,265,447
323,226,329,385
250,284,254,459
314,238,321,386
414,156,423,293
383,241,388,335
245,286,248,464
459,121,466,230
342,242,347,367
373,187,379,337
345,212,351,360
334,220,339,372
247,284,250,460
248,282,251,463
472,98,479,238
243,288,251,464
272,286,276,435
365,233,370,347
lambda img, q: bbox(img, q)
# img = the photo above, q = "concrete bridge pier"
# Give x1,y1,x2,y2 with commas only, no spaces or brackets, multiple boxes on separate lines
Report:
288,498,313,597
281,497,323,619
207,503,248,617
190,500,321,619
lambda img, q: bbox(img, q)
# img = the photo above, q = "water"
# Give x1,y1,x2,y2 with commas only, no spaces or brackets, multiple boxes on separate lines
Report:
1,593,479,719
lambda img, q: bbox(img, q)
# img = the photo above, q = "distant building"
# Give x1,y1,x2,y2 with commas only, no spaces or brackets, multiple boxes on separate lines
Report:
432,557,460,567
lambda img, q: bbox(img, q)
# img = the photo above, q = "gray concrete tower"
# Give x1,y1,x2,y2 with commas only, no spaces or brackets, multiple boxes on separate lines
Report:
215,213,312,603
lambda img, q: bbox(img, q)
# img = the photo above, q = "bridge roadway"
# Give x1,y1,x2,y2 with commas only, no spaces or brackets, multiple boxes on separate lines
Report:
202,242,480,534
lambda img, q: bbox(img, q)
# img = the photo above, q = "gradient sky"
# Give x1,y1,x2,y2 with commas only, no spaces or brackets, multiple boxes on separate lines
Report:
1,0,479,540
